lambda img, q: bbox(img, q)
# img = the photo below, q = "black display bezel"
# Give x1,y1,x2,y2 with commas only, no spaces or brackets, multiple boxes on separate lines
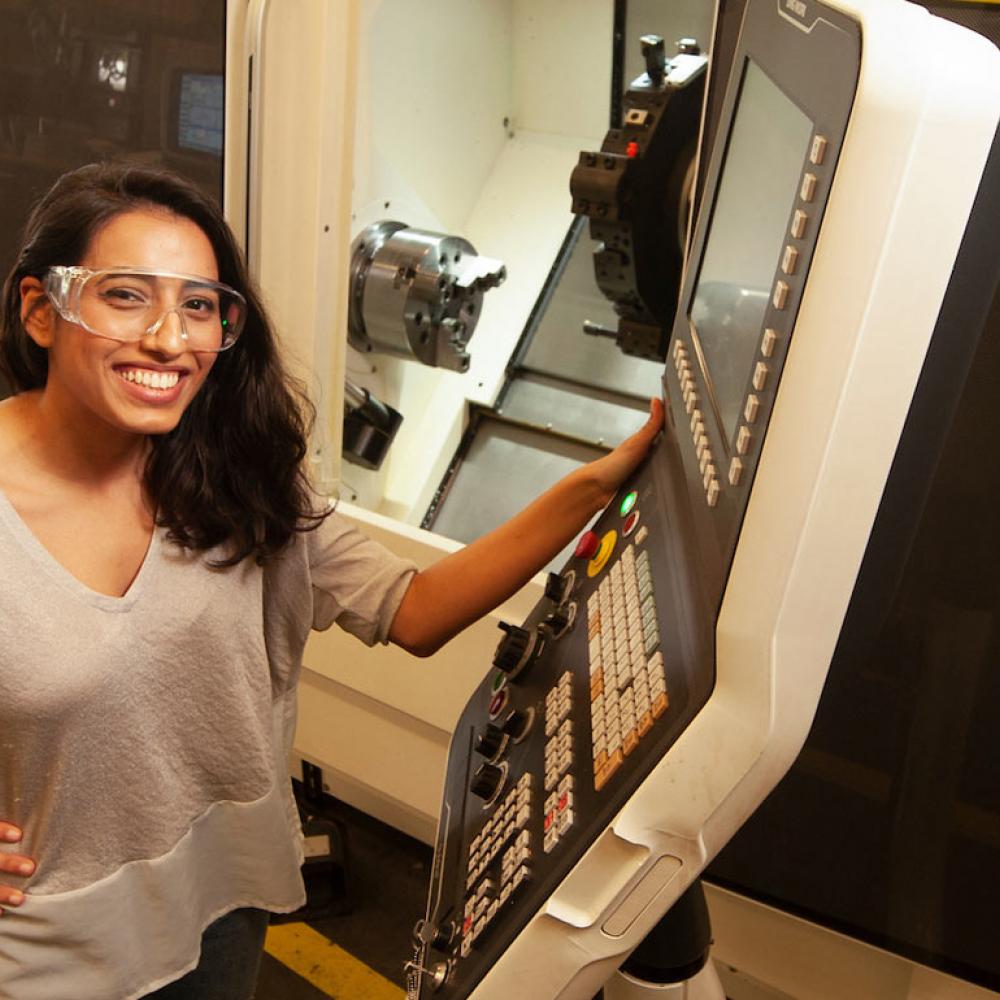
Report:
687,57,813,450
668,0,861,605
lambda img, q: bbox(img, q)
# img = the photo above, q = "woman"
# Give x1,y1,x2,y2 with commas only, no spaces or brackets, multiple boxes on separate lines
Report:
0,163,662,999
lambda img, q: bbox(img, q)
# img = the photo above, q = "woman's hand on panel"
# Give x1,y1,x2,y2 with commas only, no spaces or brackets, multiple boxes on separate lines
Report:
588,397,665,505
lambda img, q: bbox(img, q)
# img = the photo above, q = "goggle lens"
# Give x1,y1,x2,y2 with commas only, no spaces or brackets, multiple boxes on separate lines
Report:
46,268,247,351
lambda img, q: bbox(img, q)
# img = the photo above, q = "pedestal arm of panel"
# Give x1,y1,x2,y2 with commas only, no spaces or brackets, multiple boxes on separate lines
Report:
407,2,1000,997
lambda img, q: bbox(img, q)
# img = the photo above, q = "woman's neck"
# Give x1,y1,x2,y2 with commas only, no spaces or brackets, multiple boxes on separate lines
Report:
3,390,148,491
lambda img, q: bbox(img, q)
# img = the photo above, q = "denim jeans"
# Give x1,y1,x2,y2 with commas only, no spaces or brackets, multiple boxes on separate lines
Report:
142,908,269,1000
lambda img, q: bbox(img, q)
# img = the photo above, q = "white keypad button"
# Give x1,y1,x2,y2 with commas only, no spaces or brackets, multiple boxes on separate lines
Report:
809,135,828,165
781,245,799,275
737,425,752,455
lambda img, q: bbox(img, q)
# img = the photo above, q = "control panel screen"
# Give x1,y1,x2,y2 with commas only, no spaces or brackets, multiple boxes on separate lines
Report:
689,59,812,443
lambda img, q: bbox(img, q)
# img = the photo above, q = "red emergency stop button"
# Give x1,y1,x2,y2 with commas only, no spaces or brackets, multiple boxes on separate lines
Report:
575,530,600,559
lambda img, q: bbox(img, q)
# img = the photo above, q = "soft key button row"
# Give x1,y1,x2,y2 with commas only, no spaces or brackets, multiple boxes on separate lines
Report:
673,341,699,415
688,406,720,508
460,772,534,957
586,545,669,792
543,672,574,793
543,772,576,854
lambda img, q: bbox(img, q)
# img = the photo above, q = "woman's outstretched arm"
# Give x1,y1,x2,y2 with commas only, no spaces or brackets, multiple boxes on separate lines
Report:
389,399,664,657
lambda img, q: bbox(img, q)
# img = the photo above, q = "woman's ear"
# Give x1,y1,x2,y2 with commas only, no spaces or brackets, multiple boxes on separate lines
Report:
19,276,55,348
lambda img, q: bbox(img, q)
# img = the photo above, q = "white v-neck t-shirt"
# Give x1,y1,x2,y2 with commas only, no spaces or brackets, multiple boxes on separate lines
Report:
0,492,416,999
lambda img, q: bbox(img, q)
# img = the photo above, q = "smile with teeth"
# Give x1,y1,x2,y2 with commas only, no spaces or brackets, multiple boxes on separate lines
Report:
117,367,182,390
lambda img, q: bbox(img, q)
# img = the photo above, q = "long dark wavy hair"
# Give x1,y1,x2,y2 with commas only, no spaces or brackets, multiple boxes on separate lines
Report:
0,162,328,565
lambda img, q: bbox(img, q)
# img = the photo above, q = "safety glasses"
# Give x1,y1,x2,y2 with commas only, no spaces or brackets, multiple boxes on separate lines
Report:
43,266,247,352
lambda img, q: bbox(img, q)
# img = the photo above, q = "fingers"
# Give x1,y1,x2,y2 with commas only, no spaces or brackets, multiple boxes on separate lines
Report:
627,397,665,449
645,396,664,433
0,885,27,913
0,825,34,913
0,854,35,877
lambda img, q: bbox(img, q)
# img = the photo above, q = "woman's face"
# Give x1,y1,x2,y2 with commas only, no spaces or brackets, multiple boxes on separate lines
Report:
29,208,221,439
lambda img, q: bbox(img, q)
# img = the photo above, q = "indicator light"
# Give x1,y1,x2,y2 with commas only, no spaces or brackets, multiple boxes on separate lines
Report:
620,491,638,516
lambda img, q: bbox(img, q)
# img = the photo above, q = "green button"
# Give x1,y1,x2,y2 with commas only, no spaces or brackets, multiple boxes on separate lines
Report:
620,491,638,516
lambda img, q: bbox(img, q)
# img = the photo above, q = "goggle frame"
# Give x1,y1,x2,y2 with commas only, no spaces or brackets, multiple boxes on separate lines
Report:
43,265,248,352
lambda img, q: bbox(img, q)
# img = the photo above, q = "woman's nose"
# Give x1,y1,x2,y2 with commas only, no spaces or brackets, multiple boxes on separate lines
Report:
141,307,188,355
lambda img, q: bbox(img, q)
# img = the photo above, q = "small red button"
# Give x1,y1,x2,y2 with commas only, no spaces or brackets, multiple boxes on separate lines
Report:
488,689,508,720
626,141,639,158
575,530,600,559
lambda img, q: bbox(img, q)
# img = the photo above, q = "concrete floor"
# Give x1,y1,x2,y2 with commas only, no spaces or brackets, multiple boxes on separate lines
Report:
256,796,433,999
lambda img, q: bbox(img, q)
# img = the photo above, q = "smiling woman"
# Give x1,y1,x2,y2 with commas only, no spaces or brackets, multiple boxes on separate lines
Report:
0,165,372,1000
0,162,663,1000
0,163,324,565
19,211,222,438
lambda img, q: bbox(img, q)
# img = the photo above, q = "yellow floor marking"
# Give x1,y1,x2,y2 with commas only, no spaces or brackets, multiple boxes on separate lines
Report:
265,922,404,1000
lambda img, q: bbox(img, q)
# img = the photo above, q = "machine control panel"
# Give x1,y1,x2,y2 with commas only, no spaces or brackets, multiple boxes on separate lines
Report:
409,440,715,997
402,0,1000,995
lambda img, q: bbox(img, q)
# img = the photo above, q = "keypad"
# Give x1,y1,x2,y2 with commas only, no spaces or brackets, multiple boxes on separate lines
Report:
543,773,576,854
461,772,534,956
542,671,576,853
586,544,669,793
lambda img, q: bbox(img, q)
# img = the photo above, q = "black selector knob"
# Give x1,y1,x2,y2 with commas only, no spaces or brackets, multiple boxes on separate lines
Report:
501,708,532,742
493,622,529,671
475,724,508,761
470,761,505,803
544,569,576,607
492,621,543,680
544,571,567,604
430,921,455,950
544,607,571,635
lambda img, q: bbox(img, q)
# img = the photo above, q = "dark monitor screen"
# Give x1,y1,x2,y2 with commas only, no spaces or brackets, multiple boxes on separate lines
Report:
175,72,223,156
689,59,812,444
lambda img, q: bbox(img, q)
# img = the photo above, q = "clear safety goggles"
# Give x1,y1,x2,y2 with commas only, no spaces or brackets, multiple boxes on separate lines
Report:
43,266,247,352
